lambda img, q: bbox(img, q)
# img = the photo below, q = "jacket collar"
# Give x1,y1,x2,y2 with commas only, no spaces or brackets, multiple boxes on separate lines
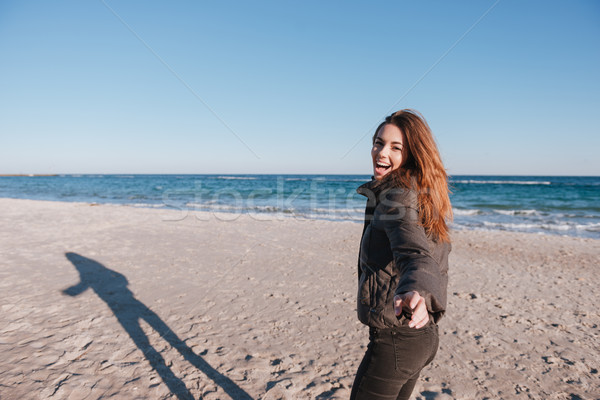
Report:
357,177,397,211
356,176,399,198
357,175,419,214
356,177,376,197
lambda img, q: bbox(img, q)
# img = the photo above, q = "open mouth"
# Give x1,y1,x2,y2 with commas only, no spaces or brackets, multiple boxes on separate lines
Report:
374,161,391,177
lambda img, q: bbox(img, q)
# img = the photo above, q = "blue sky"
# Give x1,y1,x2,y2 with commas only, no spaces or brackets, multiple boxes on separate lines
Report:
1,1,599,175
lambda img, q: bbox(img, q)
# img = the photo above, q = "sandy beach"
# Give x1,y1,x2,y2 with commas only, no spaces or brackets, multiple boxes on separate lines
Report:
0,198,598,399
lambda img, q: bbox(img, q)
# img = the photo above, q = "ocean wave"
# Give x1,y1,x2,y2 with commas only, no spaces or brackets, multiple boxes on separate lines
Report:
129,203,166,208
481,220,585,232
283,177,369,182
453,208,481,216
341,178,372,182
304,214,363,222
493,209,539,216
310,207,363,214
559,212,600,219
216,176,257,180
185,202,296,214
575,222,600,232
482,221,541,230
179,202,367,220
452,180,551,185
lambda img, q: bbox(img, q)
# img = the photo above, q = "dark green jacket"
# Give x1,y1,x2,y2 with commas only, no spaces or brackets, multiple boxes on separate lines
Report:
356,179,450,329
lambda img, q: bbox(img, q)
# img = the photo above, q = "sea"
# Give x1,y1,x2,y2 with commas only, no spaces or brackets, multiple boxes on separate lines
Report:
1,174,599,239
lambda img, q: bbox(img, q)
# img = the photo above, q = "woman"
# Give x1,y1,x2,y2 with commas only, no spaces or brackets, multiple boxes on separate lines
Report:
350,109,452,400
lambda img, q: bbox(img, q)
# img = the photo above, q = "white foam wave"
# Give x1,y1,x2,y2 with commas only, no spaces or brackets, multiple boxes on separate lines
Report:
311,207,363,214
482,221,575,232
453,208,481,216
493,209,539,216
175,202,369,221
216,176,257,180
482,221,539,230
575,222,600,232
453,180,551,185
129,203,165,208
185,202,296,213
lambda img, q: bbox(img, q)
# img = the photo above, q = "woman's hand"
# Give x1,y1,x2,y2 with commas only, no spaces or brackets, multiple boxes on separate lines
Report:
394,291,429,329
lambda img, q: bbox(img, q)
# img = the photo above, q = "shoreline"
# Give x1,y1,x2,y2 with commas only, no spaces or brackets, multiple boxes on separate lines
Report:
1,197,598,399
2,196,599,241
2,174,598,241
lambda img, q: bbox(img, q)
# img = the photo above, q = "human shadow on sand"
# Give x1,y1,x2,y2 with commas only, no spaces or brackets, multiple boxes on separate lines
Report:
62,252,253,400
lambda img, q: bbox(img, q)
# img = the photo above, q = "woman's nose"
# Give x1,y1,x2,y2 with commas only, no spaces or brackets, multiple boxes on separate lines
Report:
378,146,389,157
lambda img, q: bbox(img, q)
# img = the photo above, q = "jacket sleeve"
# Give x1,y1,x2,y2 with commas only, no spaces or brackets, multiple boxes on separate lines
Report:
378,189,446,321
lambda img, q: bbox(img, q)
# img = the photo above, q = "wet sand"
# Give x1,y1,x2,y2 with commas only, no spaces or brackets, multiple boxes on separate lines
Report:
0,198,598,399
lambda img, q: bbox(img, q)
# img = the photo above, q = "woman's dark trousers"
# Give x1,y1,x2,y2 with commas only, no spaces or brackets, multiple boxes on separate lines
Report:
350,322,439,400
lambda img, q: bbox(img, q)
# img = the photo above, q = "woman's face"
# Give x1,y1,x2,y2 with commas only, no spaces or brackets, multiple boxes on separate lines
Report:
371,123,408,180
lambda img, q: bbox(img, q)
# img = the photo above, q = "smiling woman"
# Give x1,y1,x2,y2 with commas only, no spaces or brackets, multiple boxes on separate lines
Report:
372,110,453,242
371,123,408,180
351,109,453,400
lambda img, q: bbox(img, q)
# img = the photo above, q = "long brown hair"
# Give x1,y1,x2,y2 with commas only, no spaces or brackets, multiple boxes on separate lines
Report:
373,109,453,242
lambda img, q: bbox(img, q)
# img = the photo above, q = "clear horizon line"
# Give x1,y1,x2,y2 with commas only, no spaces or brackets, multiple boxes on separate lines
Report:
1,173,599,178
